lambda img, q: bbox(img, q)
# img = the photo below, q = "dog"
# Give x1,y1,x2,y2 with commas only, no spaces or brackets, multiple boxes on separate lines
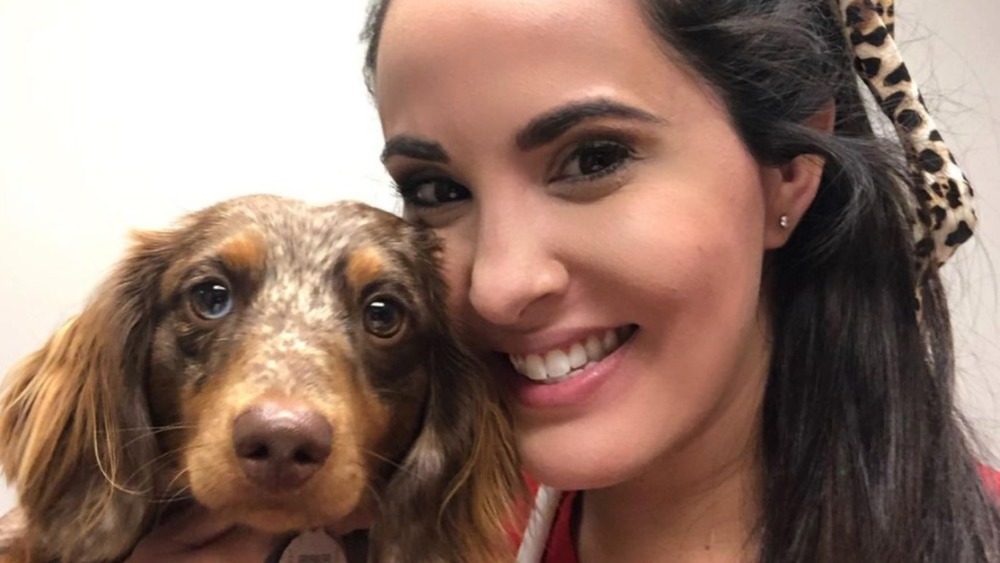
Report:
0,194,521,562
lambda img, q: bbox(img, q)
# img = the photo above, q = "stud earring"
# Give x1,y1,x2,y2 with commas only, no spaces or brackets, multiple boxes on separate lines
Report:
779,215,790,229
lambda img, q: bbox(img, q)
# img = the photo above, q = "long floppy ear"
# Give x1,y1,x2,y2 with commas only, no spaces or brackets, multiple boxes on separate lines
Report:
0,230,175,562
373,335,523,563
371,231,524,563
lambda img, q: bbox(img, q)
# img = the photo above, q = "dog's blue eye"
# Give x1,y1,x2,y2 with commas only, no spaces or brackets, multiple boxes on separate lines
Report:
363,297,406,339
190,281,233,320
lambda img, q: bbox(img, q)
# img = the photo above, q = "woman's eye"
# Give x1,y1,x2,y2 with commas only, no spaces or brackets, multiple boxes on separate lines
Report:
396,177,470,208
556,140,633,181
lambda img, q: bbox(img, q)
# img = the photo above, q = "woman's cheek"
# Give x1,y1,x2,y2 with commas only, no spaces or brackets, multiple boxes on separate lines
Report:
436,231,474,319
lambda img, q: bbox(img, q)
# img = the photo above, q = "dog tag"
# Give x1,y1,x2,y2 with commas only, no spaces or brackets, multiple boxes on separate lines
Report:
278,530,348,563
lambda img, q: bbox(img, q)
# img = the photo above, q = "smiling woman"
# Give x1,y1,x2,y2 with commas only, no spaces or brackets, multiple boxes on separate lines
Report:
1,0,999,562
364,0,1000,561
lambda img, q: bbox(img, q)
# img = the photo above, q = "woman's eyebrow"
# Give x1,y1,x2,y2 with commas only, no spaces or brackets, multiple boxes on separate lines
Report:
380,100,660,163
515,99,664,151
381,135,450,164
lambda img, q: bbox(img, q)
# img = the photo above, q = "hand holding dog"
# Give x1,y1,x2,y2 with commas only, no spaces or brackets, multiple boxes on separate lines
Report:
125,504,288,563
126,502,375,562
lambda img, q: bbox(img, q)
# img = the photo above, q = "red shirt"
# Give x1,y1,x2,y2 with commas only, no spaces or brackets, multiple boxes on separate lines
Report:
519,466,1000,563
537,489,577,563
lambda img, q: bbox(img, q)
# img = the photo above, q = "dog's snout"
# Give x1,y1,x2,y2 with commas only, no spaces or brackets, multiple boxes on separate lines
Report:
232,402,333,491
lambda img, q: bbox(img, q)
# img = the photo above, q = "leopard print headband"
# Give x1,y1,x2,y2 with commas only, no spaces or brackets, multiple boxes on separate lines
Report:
834,0,976,281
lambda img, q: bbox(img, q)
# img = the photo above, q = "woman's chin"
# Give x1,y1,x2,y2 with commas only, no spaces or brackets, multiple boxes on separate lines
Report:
517,426,647,491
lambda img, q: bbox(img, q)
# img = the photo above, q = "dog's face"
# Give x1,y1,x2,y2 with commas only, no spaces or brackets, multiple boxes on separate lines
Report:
146,196,443,531
0,195,520,562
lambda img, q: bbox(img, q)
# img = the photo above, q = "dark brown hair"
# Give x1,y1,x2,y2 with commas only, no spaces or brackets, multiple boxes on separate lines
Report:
361,1,1000,561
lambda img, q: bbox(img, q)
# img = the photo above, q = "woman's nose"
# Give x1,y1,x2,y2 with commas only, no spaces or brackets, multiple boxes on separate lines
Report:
466,204,568,327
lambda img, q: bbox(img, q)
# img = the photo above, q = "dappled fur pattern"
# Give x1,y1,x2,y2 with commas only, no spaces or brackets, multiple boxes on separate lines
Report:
0,195,521,562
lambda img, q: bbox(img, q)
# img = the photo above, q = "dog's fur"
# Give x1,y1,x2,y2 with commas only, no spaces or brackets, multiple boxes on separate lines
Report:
0,195,521,562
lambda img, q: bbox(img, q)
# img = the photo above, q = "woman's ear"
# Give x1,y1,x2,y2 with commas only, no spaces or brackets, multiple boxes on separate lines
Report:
0,229,176,562
764,101,836,249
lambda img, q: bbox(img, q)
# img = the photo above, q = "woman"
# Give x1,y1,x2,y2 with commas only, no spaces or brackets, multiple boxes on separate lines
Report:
131,0,1000,561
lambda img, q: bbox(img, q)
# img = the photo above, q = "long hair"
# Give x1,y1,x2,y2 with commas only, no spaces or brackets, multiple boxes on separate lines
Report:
360,1,1000,561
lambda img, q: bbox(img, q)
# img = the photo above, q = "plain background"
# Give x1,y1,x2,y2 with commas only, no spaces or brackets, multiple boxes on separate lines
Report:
1,0,997,515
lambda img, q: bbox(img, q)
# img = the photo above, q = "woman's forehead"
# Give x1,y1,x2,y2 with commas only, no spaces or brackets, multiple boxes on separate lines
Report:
373,0,685,138
379,0,625,44
376,0,643,83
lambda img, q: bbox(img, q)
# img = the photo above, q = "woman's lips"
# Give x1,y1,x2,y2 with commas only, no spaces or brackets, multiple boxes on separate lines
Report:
500,326,638,409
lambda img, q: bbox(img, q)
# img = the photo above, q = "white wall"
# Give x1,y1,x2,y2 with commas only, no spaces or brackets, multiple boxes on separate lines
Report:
0,0,997,516
904,0,1000,463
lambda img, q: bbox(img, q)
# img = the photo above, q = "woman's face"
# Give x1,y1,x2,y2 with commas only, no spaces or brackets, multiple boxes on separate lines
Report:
375,0,785,490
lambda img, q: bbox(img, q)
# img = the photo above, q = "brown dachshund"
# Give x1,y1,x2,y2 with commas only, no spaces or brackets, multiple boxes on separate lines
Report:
0,195,521,562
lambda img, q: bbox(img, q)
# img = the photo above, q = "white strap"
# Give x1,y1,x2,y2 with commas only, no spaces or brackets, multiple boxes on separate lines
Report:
516,485,563,563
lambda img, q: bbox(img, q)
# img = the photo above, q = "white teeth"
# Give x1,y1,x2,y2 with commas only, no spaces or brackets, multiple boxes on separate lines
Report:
510,355,524,372
568,343,587,369
524,354,547,380
602,330,618,352
510,328,632,383
544,349,572,379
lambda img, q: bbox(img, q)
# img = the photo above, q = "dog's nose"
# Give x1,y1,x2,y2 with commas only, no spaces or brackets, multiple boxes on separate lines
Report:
231,402,333,491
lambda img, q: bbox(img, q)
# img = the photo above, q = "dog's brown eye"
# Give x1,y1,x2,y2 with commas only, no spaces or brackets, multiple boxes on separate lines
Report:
190,280,234,320
363,297,406,339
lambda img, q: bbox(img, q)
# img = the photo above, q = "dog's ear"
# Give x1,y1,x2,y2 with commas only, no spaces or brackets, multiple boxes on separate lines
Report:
0,229,177,561
372,230,524,563
374,336,523,563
